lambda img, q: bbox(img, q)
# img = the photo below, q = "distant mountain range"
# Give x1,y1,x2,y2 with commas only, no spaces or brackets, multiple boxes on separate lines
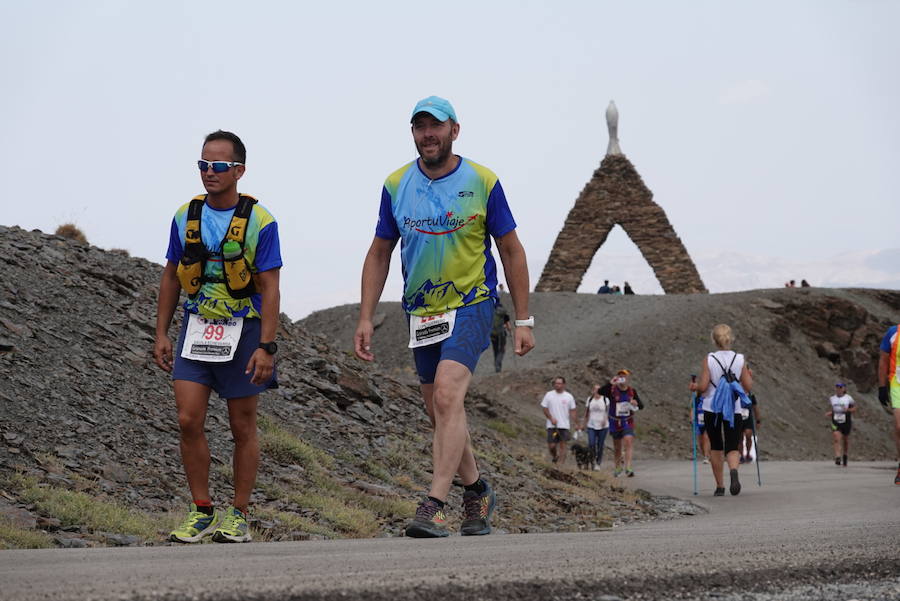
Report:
578,248,900,294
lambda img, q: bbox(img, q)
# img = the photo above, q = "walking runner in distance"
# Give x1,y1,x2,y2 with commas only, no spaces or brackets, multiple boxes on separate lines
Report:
876,324,900,485
739,390,761,464
600,370,643,477
154,130,282,543
690,324,753,496
826,382,855,467
354,96,535,537
541,377,577,465
582,383,610,470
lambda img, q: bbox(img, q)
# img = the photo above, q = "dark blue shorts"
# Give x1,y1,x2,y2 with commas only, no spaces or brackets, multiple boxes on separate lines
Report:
172,314,276,399
411,300,494,384
610,426,635,440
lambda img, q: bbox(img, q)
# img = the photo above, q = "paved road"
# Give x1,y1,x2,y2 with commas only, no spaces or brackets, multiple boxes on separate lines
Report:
1,461,897,601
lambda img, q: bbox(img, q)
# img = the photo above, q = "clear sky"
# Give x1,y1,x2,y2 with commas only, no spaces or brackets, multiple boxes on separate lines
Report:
3,1,898,318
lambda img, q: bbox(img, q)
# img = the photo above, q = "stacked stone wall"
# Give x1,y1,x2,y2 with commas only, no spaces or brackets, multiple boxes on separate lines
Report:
536,154,707,294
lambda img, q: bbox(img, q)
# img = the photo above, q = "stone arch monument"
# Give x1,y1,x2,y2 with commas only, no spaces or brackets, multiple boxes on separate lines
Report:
535,101,707,294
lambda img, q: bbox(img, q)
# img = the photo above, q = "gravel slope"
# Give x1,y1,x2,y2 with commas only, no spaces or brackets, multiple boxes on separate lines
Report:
302,288,900,461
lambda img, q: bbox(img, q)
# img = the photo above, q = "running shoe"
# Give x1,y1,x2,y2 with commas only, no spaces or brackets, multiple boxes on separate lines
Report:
460,481,496,536
835,457,842,466
713,487,725,497
169,503,219,543
842,455,848,467
405,498,449,538
613,467,623,477
702,457,710,465
212,506,252,543
729,468,741,496
625,468,635,478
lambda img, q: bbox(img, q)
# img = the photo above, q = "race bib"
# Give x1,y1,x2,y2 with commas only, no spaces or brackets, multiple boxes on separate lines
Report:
740,408,750,419
408,310,456,349
833,413,846,424
697,412,705,425
616,401,632,417
180,313,243,362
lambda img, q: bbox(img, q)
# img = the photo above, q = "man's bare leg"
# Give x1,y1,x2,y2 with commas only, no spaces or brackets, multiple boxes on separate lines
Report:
227,395,259,513
174,380,213,502
422,360,478,501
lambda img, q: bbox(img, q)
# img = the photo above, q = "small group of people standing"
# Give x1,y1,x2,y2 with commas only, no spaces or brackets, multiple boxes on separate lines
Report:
541,371,643,477
596,280,635,295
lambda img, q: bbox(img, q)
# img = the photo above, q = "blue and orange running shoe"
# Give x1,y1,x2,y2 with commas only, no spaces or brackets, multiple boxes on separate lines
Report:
460,480,496,536
169,503,219,543
405,498,449,538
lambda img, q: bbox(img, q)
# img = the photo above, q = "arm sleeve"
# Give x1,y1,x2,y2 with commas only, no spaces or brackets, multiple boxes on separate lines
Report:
599,384,612,398
375,186,400,240
165,219,183,263
485,181,516,239
881,327,897,353
254,221,283,273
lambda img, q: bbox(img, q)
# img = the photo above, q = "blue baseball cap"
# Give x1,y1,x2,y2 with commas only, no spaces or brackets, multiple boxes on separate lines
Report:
411,96,457,123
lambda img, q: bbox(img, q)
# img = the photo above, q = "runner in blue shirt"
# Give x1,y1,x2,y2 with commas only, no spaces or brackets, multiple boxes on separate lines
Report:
355,96,535,537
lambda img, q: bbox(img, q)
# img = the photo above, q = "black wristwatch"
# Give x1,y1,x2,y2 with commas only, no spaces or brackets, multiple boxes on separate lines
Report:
258,341,278,355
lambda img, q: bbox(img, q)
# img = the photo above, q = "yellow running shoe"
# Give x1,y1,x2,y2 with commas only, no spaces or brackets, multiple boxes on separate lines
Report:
212,506,252,543
169,503,219,543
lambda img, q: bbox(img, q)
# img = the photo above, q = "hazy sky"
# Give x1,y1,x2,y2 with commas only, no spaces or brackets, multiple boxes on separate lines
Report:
3,1,898,318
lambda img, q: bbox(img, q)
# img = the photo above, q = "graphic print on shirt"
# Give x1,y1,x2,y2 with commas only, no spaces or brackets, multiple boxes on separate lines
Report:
376,158,516,317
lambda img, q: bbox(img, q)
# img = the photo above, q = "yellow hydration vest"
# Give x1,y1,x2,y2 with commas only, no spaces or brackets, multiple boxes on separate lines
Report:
175,194,258,299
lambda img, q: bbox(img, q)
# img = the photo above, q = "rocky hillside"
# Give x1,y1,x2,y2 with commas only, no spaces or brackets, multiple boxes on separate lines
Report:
303,289,900,462
0,225,683,549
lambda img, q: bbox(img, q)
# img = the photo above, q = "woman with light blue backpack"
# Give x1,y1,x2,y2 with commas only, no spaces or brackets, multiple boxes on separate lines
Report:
689,324,753,497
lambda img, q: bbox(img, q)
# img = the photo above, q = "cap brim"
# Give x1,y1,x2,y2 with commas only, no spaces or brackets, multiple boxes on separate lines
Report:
411,108,451,122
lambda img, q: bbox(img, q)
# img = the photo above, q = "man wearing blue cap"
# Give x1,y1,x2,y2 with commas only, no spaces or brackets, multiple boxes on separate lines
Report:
354,96,535,537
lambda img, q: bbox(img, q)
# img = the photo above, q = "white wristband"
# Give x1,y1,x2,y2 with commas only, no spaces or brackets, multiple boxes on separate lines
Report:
514,316,535,328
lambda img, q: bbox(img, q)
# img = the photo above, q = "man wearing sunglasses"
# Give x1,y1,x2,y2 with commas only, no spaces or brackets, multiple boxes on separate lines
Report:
154,130,282,543
354,96,535,538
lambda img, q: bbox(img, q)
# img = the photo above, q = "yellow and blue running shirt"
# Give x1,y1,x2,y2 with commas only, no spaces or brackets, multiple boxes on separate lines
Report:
375,157,516,316
166,198,282,319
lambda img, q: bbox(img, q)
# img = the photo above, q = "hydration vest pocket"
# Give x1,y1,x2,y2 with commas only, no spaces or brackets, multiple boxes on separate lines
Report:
176,245,205,296
222,250,256,299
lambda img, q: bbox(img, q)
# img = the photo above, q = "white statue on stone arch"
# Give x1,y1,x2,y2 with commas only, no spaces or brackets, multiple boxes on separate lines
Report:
606,100,622,156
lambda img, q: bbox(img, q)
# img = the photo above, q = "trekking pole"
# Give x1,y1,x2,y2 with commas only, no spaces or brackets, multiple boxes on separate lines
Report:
749,405,762,486
691,375,698,496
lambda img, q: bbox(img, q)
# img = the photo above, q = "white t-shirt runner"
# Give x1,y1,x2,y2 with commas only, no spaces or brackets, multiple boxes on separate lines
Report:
829,393,854,424
585,395,610,430
541,390,577,430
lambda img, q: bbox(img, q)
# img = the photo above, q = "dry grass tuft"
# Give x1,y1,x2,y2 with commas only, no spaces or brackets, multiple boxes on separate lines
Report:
55,223,87,243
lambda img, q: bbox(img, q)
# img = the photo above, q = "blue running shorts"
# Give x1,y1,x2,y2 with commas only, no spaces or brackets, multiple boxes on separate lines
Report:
412,300,494,384
173,313,277,399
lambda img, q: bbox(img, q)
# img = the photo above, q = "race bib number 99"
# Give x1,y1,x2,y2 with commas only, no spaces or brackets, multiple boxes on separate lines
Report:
180,313,244,362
